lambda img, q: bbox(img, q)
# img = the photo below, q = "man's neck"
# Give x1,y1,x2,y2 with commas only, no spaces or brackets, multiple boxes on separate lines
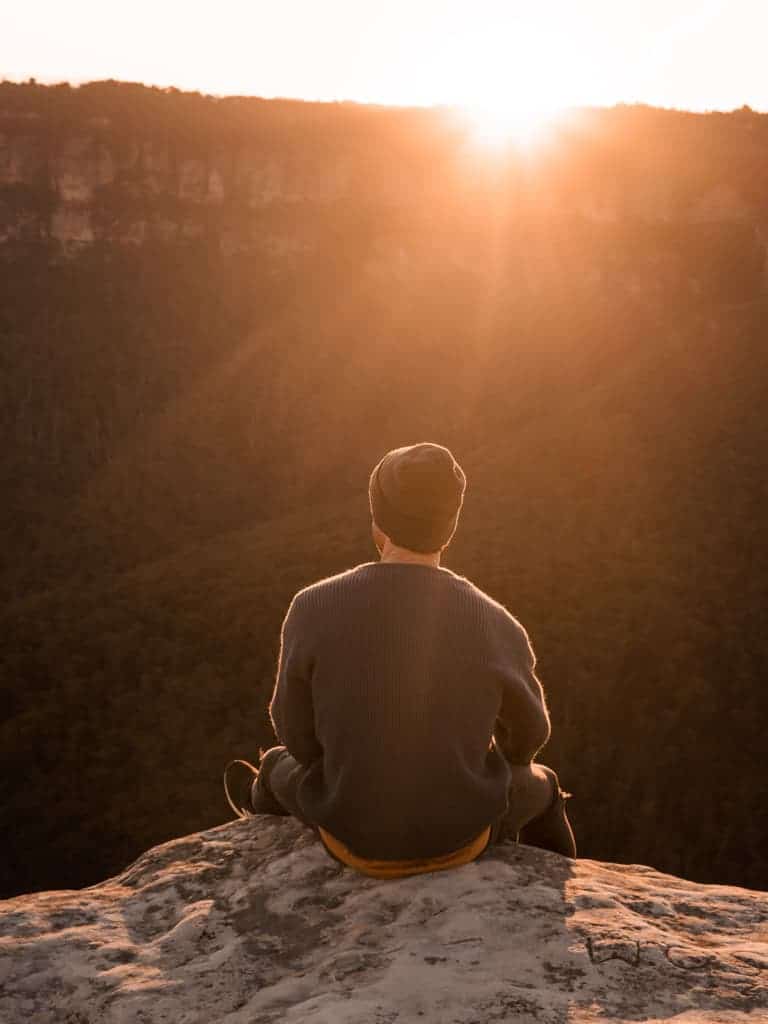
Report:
379,543,441,568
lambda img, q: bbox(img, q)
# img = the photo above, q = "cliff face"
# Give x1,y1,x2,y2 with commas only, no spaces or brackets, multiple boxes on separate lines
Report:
1,818,767,1023
1,82,767,274
0,121,351,248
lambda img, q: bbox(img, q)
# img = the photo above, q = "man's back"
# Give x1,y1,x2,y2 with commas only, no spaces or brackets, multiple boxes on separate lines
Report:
269,561,551,860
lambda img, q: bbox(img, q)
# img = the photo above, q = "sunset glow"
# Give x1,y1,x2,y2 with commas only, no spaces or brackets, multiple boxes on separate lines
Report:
2,0,766,114
464,103,562,149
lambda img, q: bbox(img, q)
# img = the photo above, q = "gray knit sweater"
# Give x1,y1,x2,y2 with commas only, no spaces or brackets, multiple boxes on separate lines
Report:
269,561,551,860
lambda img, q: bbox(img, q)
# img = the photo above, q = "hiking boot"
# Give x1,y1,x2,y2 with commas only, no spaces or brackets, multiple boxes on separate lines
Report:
223,749,291,819
517,767,577,858
223,758,261,819
250,748,290,816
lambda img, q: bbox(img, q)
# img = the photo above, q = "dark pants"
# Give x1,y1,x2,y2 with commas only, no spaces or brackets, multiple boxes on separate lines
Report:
254,746,577,859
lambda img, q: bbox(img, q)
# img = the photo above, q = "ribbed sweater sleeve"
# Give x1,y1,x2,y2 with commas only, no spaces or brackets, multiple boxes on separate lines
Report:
493,625,551,765
269,594,323,767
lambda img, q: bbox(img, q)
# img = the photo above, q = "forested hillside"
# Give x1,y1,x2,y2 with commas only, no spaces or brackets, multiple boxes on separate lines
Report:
1,81,767,897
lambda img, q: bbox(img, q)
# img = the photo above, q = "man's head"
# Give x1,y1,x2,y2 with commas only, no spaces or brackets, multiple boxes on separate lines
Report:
368,442,467,555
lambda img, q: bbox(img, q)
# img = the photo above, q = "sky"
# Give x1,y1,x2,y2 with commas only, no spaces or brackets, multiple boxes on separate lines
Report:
3,0,767,114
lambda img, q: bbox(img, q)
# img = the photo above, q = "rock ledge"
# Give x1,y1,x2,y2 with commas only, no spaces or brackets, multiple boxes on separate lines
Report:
1,818,767,1023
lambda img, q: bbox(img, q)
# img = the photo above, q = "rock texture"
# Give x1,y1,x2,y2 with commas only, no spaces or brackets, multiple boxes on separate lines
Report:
1,819,767,1023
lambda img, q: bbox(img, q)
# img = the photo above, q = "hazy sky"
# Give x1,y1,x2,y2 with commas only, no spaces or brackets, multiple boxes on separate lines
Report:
3,0,766,113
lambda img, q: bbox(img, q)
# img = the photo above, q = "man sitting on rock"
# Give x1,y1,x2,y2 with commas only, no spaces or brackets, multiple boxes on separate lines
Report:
225,442,577,877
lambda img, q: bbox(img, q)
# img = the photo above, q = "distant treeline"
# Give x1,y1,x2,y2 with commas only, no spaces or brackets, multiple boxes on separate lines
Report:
0,82,767,898
2,79,768,226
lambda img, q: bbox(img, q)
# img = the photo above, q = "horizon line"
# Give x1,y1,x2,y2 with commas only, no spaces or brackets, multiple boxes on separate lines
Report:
0,73,765,118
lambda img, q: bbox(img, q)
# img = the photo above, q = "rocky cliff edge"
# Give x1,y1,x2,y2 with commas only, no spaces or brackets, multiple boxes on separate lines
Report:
1,818,767,1023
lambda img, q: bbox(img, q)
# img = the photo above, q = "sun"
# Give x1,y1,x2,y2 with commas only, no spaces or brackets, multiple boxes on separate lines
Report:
463,102,562,149
416,16,609,151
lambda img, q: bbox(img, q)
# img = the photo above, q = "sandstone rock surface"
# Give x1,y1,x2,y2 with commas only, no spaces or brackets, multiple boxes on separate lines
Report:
1,818,767,1023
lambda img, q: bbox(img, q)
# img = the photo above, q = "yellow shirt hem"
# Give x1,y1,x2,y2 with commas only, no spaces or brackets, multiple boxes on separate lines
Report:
318,826,492,879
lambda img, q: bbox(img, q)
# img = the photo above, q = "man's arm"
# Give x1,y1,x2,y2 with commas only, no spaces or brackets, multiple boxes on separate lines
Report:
268,594,323,766
494,626,552,766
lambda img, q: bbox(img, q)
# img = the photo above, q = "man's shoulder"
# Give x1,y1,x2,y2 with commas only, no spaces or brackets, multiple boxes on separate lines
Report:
289,565,529,637
430,567,502,611
288,564,375,608
454,574,529,629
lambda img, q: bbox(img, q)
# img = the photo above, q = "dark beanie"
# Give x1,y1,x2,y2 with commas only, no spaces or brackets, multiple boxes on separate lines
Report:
369,442,467,553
